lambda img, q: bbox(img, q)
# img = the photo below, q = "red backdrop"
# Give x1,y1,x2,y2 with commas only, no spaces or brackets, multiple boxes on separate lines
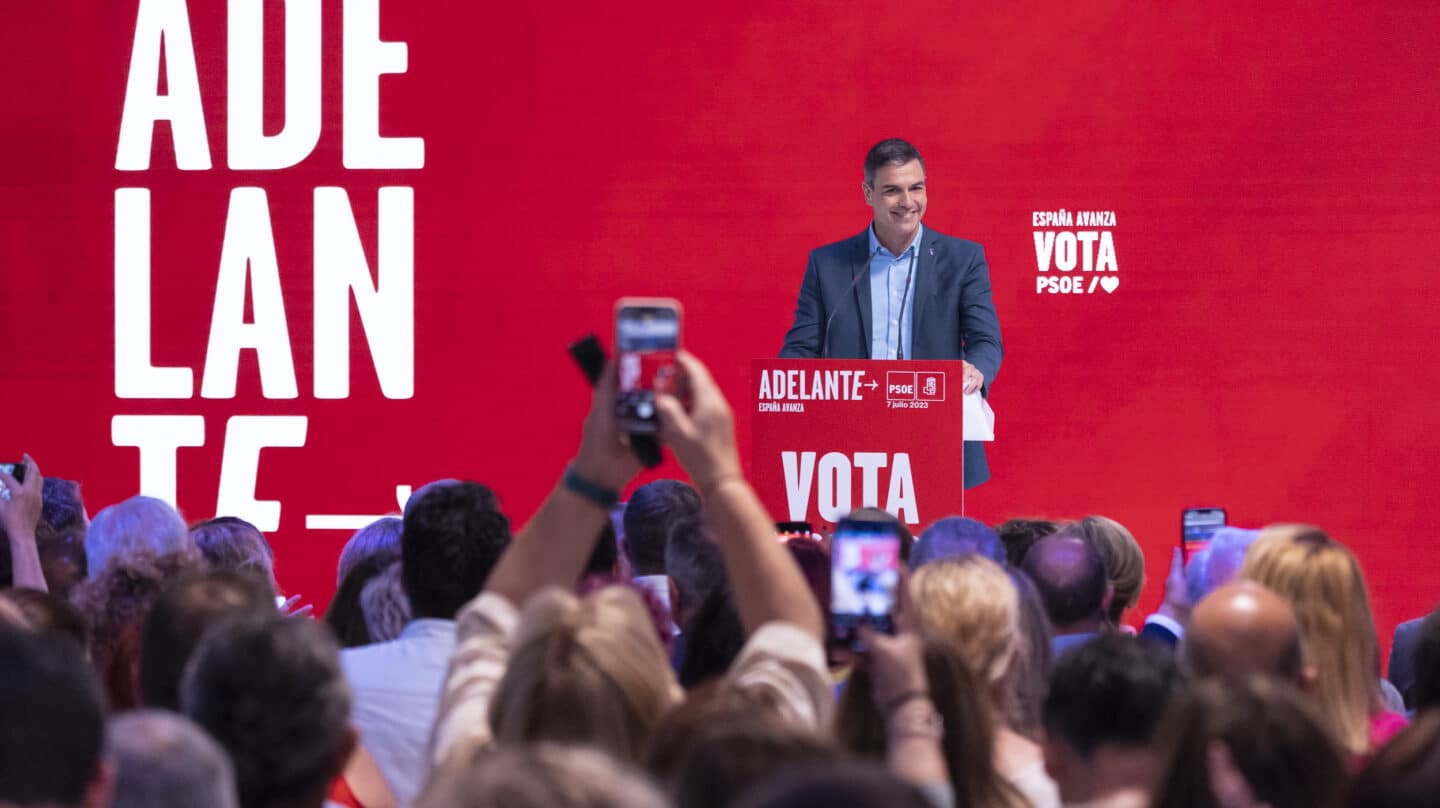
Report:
4,1,1439,657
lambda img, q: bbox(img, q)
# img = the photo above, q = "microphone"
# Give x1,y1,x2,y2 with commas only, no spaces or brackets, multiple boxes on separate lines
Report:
822,244,883,359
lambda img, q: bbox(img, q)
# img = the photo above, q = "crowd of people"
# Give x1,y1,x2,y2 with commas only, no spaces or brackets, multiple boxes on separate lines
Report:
2,351,1439,808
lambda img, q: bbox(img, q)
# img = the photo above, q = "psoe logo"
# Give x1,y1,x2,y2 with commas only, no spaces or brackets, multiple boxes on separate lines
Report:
1032,209,1119,296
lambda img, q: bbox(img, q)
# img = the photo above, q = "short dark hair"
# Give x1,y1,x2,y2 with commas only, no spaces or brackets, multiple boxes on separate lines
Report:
1021,535,1108,627
1412,606,1440,711
1044,634,1183,757
623,480,702,576
182,613,352,808
0,626,107,805
736,762,934,808
995,518,1059,568
863,139,925,187
912,516,1006,568
140,570,276,710
664,514,724,625
401,481,511,619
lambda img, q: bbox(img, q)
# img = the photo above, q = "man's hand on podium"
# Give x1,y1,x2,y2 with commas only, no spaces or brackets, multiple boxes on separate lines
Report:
961,361,984,395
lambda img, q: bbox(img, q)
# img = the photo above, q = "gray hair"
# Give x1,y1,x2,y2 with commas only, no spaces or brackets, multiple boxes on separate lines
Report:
360,560,411,642
1190,528,1261,602
86,496,190,579
108,710,238,808
189,517,276,591
336,516,404,586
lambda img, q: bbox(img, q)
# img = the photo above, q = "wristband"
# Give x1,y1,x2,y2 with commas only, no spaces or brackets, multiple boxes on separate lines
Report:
562,466,619,509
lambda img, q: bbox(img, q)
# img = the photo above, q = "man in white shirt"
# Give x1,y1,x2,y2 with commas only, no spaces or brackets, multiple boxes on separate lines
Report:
340,480,510,806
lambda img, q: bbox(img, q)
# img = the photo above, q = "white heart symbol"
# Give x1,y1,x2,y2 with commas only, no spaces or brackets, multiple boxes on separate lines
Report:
1100,276,1119,293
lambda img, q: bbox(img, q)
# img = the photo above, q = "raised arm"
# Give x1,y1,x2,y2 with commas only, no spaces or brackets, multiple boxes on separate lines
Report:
655,352,823,640
484,362,643,606
0,455,47,592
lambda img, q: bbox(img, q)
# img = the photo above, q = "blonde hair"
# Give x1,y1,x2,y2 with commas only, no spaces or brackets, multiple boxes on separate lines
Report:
910,556,1019,690
489,586,682,763
1239,524,1380,754
1071,515,1145,624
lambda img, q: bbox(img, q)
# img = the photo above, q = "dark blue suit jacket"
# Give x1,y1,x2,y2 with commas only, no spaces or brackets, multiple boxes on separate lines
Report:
779,227,1003,486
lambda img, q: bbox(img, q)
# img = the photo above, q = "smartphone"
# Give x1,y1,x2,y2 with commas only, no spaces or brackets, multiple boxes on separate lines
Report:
1181,507,1227,562
0,462,25,484
830,517,902,648
615,298,682,435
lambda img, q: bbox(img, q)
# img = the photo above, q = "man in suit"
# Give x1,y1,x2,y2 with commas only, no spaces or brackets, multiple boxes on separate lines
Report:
779,138,1002,486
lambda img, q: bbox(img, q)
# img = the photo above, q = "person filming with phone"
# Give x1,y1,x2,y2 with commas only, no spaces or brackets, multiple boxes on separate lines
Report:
779,138,1002,487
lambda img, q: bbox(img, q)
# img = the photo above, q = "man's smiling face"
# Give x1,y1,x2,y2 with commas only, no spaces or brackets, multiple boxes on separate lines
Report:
863,159,927,247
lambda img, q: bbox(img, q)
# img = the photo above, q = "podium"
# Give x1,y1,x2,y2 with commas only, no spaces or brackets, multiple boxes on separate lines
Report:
749,359,967,530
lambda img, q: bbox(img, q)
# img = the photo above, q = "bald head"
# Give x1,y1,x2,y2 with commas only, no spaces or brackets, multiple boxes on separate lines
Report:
1021,535,1108,630
1184,581,1304,682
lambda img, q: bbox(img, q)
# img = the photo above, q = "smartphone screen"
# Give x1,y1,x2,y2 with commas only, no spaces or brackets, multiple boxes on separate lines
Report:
830,518,902,647
1181,507,1227,561
615,299,681,434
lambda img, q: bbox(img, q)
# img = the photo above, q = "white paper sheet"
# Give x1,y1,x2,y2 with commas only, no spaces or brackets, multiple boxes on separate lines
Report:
963,391,995,441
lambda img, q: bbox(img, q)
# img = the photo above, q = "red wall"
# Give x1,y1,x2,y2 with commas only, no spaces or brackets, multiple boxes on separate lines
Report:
3,2,1438,655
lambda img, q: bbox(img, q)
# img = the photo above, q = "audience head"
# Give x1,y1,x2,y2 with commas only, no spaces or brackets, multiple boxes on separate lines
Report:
1346,710,1440,808
663,513,724,628
1240,524,1380,754
70,549,208,710
335,515,403,585
139,569,276,710
322,554,389,647
783,537,830,617
845,507,916,562
735,761,936,808
1190,527,1261,601
910,515,1005,568
1006,568,1054,738
188,516,276,591
182,612,354,808
107,710,238,808
911,554,1019,696
419,743,668,808
1412,605,1440,711
0,587,88,649
360,560,410,643
1184,580,1307,684
1042,634,1184,804
489,585,682,763
1065,516,1145,625
0,626,110,808
995,517,1059,568
623,479,702,576
85,495,190,579
38,477,90,595
402,480,510,620
1150,676,1348,808
1020,534,1110,633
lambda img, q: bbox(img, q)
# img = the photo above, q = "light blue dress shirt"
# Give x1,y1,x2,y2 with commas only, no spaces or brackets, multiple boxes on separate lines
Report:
868,223,922,360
